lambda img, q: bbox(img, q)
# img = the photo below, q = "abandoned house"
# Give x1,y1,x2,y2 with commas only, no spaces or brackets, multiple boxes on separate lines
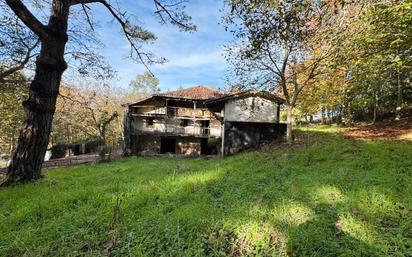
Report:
124,85,286,156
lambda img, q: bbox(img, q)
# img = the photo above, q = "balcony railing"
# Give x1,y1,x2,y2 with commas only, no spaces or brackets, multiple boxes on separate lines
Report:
133,123,213,136
131,106,211,118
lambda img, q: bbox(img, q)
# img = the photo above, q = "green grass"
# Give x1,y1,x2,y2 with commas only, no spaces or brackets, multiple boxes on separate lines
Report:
1,126,411,256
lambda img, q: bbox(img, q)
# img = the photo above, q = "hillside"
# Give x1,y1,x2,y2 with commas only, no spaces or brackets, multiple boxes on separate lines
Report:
0,126,411,256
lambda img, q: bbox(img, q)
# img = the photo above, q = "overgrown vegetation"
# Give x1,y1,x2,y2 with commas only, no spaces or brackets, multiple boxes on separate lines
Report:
225,0,412,126
1,126,411,256
0,70,27,154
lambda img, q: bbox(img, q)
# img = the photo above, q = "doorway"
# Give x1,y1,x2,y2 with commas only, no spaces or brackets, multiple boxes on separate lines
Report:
200,138,208,155
160,137,176,154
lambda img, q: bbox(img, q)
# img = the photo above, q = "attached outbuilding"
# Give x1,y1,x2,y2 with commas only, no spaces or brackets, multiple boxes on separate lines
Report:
206,90,286,155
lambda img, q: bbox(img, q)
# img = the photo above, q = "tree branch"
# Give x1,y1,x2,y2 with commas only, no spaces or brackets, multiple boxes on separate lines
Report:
5,0,47,39
0,39,39,80
97,0,156,75
81,4,95,32
69,0,158,75
153,0,196,31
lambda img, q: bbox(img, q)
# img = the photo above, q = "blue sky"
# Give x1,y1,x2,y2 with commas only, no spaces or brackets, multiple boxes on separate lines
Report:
90,0,232,92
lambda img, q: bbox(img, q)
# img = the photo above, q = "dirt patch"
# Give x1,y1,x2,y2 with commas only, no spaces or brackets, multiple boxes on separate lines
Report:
343,117,412,141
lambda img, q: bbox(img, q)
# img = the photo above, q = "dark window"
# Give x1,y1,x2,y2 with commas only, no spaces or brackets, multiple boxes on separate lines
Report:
200,120,210,135
167,107,176,117
146,117,154,127
180,119,189,127
160,138,176,154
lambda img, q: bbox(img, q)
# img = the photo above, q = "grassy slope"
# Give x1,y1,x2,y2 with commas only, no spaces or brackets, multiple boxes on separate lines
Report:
0,126,411,257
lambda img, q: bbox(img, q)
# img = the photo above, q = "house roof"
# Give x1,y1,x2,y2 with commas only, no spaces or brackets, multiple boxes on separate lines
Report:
206,89,285,105
157,85,225,100
127,86,284,107
128,85,225,106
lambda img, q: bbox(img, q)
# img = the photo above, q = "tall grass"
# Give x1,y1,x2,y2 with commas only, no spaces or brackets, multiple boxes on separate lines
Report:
0,126,411,256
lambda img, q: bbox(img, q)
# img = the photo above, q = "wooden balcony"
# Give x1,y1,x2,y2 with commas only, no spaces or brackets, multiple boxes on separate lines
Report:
130,106,212,119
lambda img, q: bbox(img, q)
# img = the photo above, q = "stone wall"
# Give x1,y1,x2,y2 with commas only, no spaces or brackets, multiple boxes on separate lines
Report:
223,122,286,155
136,135,161,154
176,138,201,156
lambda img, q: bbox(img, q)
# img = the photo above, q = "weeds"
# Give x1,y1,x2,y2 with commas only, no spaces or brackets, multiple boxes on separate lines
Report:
0,126,411,256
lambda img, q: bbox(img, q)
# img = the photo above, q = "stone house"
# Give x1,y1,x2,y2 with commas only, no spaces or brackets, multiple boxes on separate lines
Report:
124,85,286,156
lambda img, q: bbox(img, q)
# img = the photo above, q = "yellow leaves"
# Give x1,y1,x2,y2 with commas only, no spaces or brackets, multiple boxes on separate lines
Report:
52,83,124,146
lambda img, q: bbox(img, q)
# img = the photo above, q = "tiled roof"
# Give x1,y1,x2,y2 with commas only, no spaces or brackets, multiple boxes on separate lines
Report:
157,85,225,100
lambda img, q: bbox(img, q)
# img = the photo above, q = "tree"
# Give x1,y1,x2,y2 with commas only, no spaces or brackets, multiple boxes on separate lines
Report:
2,0,195,186
52,83,124,146
299,0,412,123
0,70,28,154
224,0,341,143
0,1,116,82
129,70,160,94
353,1,412,120
0,3,39,81
296,66,348,124
59,86,120,161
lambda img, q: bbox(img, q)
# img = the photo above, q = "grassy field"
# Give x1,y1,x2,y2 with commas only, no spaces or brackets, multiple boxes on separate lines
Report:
0,126,411,257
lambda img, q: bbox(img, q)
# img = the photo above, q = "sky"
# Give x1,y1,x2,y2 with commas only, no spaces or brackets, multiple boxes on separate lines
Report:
90,0,233,92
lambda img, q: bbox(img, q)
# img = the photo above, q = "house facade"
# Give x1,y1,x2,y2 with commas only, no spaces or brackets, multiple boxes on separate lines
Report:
124,86,286,156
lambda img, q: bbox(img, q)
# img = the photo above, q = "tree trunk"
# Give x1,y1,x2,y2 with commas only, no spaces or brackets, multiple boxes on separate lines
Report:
321,107,326,125
342,94,352,125
2,1,69,186
327,110,331,124
286,104,294,144
395,69,402,120
373,91,378,124
9,130,15,155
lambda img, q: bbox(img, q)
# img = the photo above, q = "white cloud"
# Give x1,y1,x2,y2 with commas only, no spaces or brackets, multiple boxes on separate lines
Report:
93,0,233,91
155,49,226,69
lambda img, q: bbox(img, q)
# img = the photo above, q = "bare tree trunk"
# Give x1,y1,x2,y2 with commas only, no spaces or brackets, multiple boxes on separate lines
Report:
2,0,69,186
373,91,378,124
321,107,326,125
395,69,402,120
9,130,15,155
286,104,294,144
342,93,351,125
327,110,331,124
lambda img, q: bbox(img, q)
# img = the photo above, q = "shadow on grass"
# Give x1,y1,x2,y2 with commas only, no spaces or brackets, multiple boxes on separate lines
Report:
0,129,411,256
106,130,411,256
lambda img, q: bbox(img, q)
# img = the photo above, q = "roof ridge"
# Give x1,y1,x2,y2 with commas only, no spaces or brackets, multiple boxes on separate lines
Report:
165,85,221,92
157,85,225,100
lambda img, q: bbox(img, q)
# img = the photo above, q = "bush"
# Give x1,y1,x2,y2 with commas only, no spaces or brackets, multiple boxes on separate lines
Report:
50,144,67,159
85,139,104,153
98,145,112,163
